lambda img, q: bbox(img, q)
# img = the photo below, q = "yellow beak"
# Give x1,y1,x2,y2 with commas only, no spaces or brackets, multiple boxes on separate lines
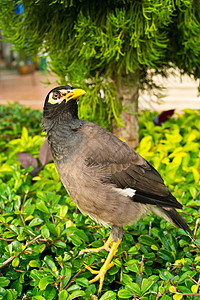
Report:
63,88,86,101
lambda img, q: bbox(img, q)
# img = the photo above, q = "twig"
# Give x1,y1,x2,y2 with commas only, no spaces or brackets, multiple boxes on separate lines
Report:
188,275,199,285
25,234,42,247
192,191,200,201
21,190,28,210
155,281,164,300
64,268,83,290
139,255,144,288
149,221,152,236
51,214,55,223
194,218,199,236
180,211,193,216
120,264,123,283
0,235,42,269
13,268,26,273
20,212,26,226
0,255,16,269
0,220,10,228
19,190,29,226
191,241,200,250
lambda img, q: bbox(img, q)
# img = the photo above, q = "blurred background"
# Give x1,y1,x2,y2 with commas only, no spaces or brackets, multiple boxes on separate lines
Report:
0,28,199,111
0,29,57,109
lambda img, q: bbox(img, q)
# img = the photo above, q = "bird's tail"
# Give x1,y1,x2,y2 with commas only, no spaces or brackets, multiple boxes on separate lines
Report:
150,206,193,236
161,207,193,236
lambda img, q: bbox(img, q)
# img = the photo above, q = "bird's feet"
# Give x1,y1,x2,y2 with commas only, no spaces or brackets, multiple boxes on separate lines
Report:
85,261,115,295
80,237,121,295
79,236,112,255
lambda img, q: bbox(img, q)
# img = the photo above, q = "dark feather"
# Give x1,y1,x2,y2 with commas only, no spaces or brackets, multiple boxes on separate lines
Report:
161,207,193,235
133,191,182,209
82,123,182,209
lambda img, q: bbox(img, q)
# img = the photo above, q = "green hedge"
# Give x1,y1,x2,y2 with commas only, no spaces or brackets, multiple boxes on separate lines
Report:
0,103,199,300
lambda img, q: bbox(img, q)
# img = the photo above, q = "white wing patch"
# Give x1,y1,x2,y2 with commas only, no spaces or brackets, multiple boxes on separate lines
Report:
115,187,136,197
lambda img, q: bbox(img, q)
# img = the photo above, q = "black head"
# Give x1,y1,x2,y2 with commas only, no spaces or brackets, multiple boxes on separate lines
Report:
43,85,86,119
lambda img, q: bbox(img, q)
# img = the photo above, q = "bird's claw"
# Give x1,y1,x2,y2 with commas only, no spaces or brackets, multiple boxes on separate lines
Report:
81,238,121,295
83,263,99,275
79,236,112,255
89,262,115,295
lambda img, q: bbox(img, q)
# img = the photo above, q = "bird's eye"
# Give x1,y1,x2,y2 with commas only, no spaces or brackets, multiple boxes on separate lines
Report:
52,91,60,100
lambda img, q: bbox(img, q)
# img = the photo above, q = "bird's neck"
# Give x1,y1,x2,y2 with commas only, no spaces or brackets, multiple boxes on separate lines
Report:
42,101,83,162
42,99,79,133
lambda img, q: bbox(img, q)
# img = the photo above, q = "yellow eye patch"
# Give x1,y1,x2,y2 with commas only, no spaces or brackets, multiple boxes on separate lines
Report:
48,89,86,105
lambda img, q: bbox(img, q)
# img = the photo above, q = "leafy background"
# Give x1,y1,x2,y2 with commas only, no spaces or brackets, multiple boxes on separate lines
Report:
0,103,200,300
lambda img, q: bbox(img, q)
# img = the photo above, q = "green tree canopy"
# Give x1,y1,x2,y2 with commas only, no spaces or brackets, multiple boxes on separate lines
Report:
1,0,200,146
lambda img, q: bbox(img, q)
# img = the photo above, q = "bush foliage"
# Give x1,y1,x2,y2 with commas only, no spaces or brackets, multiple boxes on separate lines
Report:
0,103,200,300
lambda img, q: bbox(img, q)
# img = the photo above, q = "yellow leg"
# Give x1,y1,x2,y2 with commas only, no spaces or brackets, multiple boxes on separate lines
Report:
79,236,112,255
81,237,121,295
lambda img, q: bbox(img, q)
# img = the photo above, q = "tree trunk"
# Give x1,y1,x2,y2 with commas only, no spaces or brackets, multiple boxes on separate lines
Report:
112,72,139,149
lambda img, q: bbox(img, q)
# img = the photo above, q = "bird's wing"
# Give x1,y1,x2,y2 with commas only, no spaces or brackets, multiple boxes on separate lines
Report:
81,122,182,209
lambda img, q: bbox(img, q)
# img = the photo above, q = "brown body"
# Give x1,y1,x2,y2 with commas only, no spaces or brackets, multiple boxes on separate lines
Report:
44,112,191,240
42,86,192,295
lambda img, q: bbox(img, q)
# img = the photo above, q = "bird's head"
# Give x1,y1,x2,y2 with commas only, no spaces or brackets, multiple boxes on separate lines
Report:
43,85,86,119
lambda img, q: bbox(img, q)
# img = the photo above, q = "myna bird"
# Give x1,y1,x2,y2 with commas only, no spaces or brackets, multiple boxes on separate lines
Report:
42,85,192,295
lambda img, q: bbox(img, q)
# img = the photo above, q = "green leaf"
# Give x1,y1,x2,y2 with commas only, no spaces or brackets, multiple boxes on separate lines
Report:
32,296,45,300
160,296,173,300
99,290,116,300
43,286,56,300
60,205,68,217
12,257,20,267
0,278,10,287
39,276,54,290
30,269,45,282
68,234,82,246
118,289,134,298
128,246,138,255
0,287,6,296
141,278,154,294
122,274,133,285
59,290,69,300
29,260,40,268
41,226,50,238
173,294,183,300
21,127,29,141
36,199,49,214
139,136,152,153
61,268,71,288
69,290,85,299
191,167,199,185
158,249,175,262
189,186,197,198
138,235,159,248
191,284,198,293
54,240,67,248
29,217,43,227
44,256,56,270
46,223,57,236
178,270,197,284
126,262,139,273
5,290,13,300
127,282,141,296
75,277,89,287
